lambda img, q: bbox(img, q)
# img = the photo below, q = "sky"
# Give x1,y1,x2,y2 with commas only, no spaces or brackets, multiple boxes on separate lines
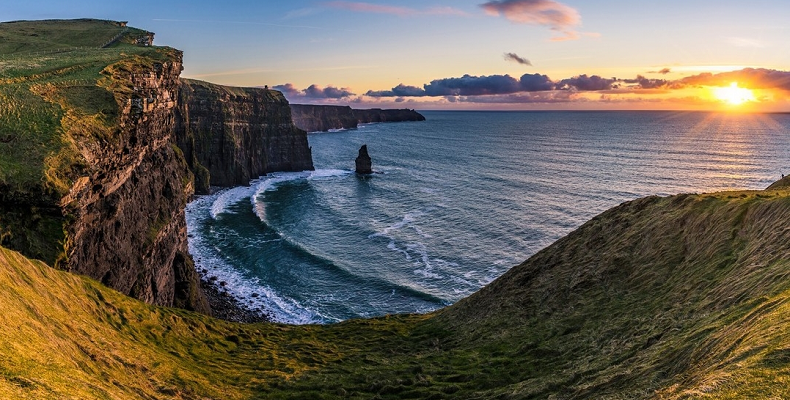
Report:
4,0,790,111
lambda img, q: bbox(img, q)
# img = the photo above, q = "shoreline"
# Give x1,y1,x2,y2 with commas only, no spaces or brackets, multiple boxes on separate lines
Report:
200,277,271,323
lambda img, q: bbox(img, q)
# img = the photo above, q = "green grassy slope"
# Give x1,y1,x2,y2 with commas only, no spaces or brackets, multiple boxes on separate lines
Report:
2,187,790,399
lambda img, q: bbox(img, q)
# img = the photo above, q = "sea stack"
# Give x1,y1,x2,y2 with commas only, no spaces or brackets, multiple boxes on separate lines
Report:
355,145,373,174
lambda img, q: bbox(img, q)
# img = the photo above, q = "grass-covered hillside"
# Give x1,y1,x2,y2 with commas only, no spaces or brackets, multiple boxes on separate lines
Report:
0,19,178,263
3,184,790,399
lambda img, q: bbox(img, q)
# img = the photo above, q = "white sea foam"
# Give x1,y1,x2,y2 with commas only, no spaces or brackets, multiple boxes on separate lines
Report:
207,169,352,221
186,170,361,324
251,170,352,221
188,230,322,324
209,185,257,219
369,210,426,238
308,169,352,180
187,184,325,324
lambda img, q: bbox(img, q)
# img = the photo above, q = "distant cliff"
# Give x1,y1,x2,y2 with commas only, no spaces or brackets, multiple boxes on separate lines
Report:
290,104,425,132
176,79,314,194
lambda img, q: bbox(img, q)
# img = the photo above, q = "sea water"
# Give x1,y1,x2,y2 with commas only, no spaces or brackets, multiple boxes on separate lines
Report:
185,111,790,324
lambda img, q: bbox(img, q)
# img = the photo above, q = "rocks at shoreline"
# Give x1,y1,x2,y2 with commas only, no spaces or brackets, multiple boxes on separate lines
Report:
200,278,270,323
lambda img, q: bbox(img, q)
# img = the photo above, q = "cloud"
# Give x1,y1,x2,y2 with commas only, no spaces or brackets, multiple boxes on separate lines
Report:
621,75,669,89
648,68,672,75
557,74,615,91
480,0,582,41
424,74,524,96
681,68,790,91
450,90,575,104
325,1,467,16
520,73,555,91
366,84,426,97
367,73,555,97
273,83,355,100
504,52,532,66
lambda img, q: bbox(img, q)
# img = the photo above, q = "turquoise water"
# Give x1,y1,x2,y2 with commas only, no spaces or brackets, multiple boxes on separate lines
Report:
186,111,790,324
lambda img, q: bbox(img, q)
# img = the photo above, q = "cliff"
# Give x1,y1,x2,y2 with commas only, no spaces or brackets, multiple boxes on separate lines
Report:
290,104,425,132
0,19,208,313
176,79,314,194
62,55,209,313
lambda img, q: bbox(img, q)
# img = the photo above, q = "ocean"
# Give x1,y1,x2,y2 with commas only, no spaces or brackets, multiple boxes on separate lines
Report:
185,111,790,324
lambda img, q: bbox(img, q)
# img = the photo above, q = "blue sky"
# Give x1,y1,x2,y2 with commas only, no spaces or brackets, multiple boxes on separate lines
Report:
4,0,790,110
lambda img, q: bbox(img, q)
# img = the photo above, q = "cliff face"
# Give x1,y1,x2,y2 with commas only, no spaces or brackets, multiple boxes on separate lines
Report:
176,79,314,194
290,104,425,132
62,56,209,312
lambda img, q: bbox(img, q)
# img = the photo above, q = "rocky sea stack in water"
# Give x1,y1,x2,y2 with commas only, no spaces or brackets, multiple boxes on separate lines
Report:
355,145,373,174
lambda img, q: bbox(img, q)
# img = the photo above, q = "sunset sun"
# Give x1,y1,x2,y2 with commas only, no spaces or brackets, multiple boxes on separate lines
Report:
713,82,755,106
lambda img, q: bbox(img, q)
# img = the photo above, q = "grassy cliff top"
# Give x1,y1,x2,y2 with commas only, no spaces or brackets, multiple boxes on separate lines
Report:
0,19,177,200
3,184,790,399
180,78,288,102
0,19,146,53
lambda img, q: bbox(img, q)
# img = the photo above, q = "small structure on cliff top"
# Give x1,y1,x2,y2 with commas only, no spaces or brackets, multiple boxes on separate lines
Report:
355,145,373,174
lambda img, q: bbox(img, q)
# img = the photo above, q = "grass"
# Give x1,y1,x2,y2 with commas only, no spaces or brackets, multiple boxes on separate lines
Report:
4,186,790,398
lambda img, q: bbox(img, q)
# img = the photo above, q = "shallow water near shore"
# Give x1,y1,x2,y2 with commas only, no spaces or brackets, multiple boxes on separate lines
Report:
186,111,790,324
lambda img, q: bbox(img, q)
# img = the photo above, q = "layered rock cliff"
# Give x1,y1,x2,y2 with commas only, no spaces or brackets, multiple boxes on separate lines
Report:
176,79,314,194
290,104,425,132
61,54,209,313
0,20,317,315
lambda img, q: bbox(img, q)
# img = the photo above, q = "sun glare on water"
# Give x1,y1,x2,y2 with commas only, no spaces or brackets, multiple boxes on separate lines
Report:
713,82,755,106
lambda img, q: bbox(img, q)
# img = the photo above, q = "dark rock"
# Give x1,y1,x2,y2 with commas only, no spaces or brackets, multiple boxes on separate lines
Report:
290,104,358,132
200,278,270,323
356,145,373,174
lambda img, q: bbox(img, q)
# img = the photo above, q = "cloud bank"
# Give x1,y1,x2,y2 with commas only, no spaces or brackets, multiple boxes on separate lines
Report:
273,83,355,100
681,68,790,91
275,68,790,108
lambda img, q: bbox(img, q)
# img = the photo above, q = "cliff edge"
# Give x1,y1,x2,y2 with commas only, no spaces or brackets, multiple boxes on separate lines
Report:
290,104,425,132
